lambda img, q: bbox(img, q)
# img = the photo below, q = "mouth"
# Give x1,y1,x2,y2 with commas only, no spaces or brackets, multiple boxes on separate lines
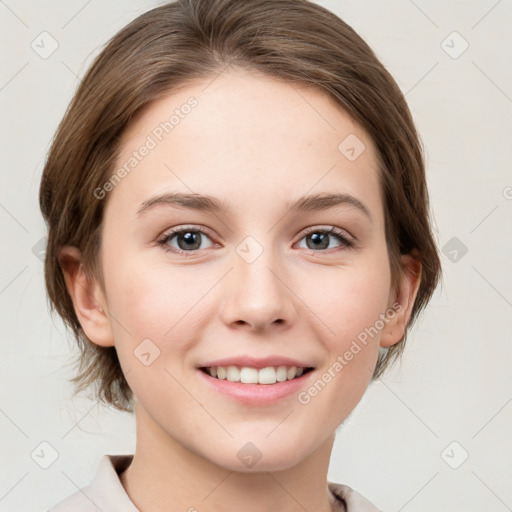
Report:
198,365,315,385
196,364,316,405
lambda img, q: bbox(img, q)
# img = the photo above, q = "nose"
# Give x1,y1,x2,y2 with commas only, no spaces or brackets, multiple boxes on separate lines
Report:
219,247,297,332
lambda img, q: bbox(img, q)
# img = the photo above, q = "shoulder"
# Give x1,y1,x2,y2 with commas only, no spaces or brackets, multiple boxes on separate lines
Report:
46,454,137,512
46,484,97,512
328,481,384,512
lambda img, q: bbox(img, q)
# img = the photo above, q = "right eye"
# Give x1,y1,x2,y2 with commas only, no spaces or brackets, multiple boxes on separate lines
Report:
157,226,216,256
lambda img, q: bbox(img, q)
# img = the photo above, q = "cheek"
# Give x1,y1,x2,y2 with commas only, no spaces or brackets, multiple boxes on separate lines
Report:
303,270,390,418
101,257,213,398
313,257,391,344
309,252,391,385
102,253,209,347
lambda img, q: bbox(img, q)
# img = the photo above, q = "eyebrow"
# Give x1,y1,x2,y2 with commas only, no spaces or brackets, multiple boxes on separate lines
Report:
137,191,372,222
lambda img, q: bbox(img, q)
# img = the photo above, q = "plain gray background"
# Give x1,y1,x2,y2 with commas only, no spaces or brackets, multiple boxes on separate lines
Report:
1,1,511,511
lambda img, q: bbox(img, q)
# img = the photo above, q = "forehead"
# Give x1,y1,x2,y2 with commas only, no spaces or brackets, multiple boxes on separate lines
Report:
107,68,382,221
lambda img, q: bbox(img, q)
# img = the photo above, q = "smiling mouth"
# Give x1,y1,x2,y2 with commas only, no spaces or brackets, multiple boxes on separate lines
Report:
199,366,315,385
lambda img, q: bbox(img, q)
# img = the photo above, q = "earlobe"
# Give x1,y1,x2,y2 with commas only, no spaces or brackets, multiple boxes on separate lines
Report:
58,246,114,347
380,253,422,348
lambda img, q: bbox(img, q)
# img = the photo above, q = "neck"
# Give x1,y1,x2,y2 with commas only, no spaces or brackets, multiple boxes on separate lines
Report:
119,402,337,512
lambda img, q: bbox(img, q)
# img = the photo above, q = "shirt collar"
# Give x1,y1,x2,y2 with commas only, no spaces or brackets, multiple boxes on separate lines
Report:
90,454,138,512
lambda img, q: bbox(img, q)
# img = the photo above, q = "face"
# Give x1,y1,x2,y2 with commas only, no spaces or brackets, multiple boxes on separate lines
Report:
79,68,411,472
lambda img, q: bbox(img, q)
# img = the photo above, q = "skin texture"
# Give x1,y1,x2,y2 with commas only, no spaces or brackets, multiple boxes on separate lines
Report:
59,68,421,512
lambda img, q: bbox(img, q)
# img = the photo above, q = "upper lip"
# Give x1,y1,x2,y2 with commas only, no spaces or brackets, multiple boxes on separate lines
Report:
198,356,314,370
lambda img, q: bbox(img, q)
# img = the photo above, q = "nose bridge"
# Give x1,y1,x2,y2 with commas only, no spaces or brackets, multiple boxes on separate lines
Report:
221,234,294,329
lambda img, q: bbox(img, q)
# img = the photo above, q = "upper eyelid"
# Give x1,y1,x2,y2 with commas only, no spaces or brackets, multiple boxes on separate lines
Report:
160,225,215,240
300,225,352,239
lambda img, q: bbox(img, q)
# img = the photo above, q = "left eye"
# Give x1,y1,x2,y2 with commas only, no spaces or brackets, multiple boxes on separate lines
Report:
296,227,354,251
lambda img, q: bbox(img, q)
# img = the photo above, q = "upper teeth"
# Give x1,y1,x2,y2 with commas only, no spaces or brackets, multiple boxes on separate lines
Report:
207,366,305,384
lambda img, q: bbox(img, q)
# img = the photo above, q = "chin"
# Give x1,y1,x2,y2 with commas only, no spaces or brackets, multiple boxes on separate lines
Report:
203,438,310,474
220,453,305,473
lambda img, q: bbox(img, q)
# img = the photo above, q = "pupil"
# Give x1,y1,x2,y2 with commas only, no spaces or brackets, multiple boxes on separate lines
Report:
179,231,200,250
308,232,328,250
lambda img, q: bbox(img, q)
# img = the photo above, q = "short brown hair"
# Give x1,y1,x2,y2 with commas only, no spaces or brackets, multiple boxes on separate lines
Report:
39,0,441,412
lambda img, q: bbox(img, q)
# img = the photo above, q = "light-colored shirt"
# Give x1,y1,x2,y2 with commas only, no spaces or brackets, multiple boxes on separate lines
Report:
47,454,383,512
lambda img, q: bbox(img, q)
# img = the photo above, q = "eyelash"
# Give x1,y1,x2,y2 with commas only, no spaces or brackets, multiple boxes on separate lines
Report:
156,225,355,257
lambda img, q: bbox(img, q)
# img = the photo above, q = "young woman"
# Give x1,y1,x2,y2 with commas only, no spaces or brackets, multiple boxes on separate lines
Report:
40,0,441,510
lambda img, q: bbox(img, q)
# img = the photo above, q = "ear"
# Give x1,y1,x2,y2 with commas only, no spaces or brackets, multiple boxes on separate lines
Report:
380,253,422,348
58,246,114,347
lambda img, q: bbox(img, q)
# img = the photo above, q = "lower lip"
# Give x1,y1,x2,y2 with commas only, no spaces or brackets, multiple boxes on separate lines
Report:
196,368,315,405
